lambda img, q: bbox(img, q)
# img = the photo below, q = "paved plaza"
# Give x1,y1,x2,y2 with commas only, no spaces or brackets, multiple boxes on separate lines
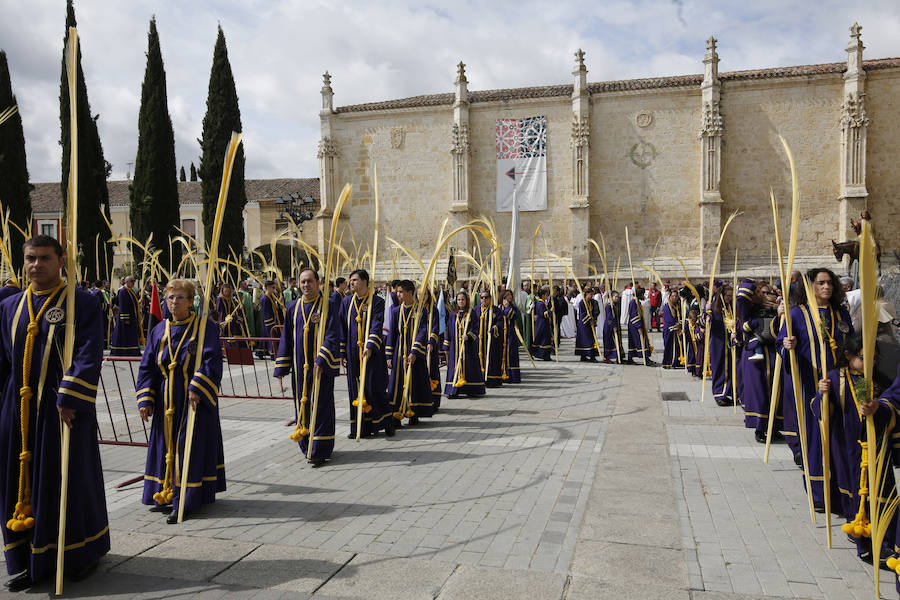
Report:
2,335,895,599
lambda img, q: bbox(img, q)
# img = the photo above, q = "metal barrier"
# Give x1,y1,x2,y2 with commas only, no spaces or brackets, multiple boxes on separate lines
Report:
220,336,291,400
98,356,149,447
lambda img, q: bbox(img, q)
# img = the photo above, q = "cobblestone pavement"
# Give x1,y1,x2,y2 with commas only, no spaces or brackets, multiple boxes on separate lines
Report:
2,335,894,599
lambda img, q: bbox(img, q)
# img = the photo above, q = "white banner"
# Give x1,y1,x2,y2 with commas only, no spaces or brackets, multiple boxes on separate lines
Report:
495,116,547,212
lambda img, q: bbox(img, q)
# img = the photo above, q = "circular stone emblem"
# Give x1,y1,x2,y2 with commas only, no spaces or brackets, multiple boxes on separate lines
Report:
635,111,653,128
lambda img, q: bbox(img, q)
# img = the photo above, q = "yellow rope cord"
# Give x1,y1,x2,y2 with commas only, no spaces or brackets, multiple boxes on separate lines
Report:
8,282,65,532
453,310,468,386
349,292,371,412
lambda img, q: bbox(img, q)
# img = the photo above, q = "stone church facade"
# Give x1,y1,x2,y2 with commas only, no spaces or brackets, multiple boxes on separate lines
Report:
312,24,899,280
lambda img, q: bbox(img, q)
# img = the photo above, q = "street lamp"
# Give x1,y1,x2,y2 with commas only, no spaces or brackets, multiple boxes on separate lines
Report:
275,192,317,231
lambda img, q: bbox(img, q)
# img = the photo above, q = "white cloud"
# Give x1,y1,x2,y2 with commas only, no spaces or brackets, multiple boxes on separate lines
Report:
2,0,900,183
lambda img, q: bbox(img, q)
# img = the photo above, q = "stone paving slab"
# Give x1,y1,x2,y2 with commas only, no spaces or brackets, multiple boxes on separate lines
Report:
313,553,455,599
212,545,354,593
435,564,566,600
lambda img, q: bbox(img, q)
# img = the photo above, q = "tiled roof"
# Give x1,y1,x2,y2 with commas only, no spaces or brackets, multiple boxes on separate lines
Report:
335,57,900,113
29,178,319,214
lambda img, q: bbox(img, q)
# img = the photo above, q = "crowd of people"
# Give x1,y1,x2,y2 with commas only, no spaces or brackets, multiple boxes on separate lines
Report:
1,232,899,594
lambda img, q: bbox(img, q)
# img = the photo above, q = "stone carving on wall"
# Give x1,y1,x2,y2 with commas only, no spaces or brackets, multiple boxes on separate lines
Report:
635,111,653,128
700,100,724,137
628,140,658,169
317,136,338,158
450,123,470,155
840,93,869,129
390,127,405,149
570,115,590,147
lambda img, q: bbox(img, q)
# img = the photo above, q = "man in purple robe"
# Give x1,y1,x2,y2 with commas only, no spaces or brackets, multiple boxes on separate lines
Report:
626,286,656,366
136,279,226,524
0,236,109,590
258,280,284,358
338,269,393,438
602,291,624,364
275,268,341,466
661,290,683,369
530,286,553,361
476,290,503,387
575,288,599,362
386,280,433,425
707,286,733,406
110,275,142,356
738,281,781,443
444,290,486,398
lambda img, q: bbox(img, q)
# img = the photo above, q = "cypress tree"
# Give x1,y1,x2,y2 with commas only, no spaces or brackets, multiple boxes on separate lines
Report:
0,50,32,277
190,161,197,181
59,0,113,282
129,16,181,277
179,165,186,181
199,25,246,271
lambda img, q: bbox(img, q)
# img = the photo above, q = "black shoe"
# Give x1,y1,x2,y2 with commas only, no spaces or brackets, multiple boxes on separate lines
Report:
860,552,894,571
772,431,784,441
347,431,356,439
166,511,182,524
392,417,404,429
793,452,803,467
588,357,598,363
447,394,459,399
5,572,31,592
409,417,420,425
580,356,588,362
624,359,637,365
149,504,173,514
68,559,99,582
385,422,396,437
715,397,731,407
645,360,658,367
309,458,327,468
755,430,767,444
813,502,826,514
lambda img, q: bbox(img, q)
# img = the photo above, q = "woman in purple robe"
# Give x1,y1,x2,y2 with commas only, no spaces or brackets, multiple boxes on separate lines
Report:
0,237,109,589
778,268,852,511
530,287,553,361
602,291,624,364
136,279,226,523
575,288,599,362
661,290,683,369
274,268,341,466
110,276,142,356
707,285,733,406
476,290,503,387
386,281,433,424
444,291,486,398
499,290,521,383
338,269,393,438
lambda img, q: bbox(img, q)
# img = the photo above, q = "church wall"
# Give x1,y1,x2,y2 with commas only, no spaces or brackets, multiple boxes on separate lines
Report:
863,70,900,254
332,110,453,256
719,76,843,260
588,89,702,265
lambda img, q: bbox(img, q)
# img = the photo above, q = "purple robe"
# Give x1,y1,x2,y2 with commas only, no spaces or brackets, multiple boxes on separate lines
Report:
499,304,521,383
425,301,443,406
0,287,110,580
110,285,142,356
575,299,599,358
216,295,249,342
338,292,391,435
136,314,226,512
684,320,702,376
740,314,780,432
386,303,433,418
661,302,683,368
603,302,623,362
777,303,853,505
530,299,553,361
259,292,285,355
444,309,486,396
626,298,651,361
0,284,20,302
706,307,732,402
274,293,341,459
476,305,503,387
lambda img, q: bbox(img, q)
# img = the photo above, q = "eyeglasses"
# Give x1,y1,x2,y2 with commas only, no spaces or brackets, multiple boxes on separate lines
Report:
166,295,190,302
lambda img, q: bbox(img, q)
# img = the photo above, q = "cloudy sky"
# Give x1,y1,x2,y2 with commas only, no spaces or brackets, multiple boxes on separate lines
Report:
3,0,900,183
